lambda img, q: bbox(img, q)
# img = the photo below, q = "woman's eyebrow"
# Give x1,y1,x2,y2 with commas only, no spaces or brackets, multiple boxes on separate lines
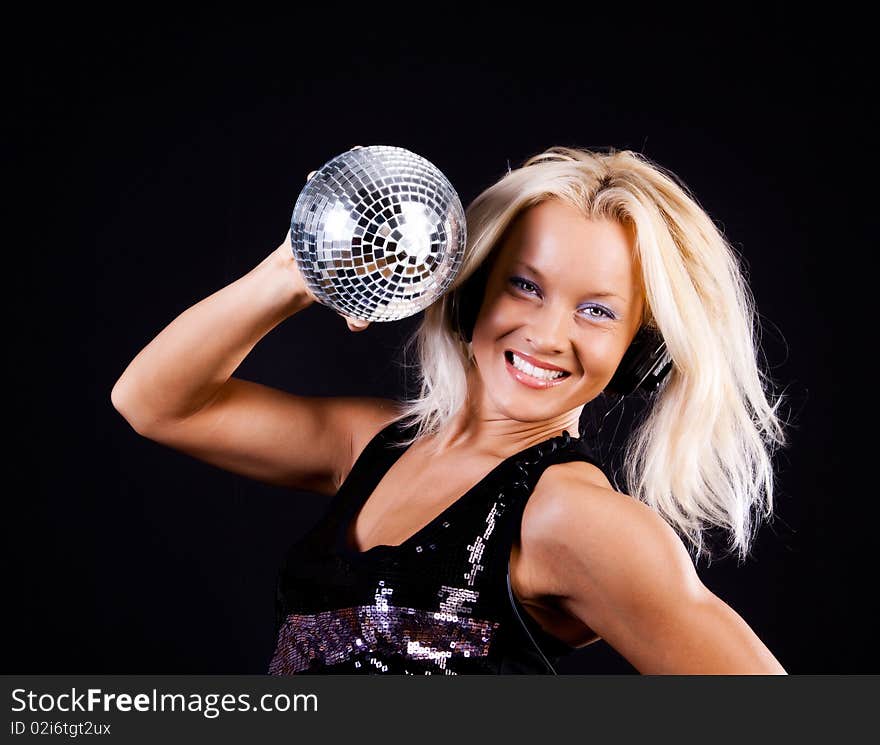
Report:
513,261,628,302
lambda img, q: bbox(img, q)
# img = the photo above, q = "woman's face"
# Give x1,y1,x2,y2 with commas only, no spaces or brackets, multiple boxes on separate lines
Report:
470,199,645,424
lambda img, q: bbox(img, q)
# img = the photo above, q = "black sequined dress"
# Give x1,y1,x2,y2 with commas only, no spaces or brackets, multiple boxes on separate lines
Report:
269,419,610,675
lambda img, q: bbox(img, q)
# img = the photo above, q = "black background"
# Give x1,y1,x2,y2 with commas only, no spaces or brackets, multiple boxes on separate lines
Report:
7,10,854,673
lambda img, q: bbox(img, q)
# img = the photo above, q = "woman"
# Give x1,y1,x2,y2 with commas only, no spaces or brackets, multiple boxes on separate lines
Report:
111,145,789,675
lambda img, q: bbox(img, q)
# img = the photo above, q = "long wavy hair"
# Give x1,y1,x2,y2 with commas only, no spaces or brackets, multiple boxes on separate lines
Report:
382,145,789,564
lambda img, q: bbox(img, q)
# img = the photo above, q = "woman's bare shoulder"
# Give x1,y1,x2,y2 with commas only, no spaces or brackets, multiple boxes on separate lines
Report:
525,459,686,556
520,460,698,601
521,459,636,554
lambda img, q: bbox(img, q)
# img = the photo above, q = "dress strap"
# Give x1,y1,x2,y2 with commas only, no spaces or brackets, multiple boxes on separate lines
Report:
496,430,607,548
486,431,609,658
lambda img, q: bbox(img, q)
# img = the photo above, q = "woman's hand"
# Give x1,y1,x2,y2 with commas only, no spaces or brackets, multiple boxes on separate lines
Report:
273,231,371,333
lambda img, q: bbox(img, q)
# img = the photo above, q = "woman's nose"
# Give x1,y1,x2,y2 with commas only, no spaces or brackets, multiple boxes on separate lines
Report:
524,305,570,353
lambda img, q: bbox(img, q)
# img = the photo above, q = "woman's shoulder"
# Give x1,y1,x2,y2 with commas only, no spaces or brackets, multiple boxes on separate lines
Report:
525,458,680,551
519,459,696,600
522,458,635,544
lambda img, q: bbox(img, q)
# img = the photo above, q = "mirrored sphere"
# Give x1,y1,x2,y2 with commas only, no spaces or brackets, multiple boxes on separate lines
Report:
290,145,467,322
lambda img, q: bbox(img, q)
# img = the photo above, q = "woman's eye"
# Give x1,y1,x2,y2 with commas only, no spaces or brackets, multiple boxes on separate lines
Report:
510,277,615,320
509,276,539,294
580,305,615,320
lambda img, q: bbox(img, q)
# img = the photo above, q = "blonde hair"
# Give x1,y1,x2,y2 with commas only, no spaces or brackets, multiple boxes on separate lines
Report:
384,145,789,564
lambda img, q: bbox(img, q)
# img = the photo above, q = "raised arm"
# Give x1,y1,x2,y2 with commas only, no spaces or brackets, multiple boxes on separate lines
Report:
111,232,395,495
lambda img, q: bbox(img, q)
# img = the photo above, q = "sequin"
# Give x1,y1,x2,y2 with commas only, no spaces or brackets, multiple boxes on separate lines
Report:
269,602,499,674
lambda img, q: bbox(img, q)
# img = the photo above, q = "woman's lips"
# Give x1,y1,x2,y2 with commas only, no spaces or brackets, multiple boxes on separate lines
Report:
504,350,571,389
506,349,569,373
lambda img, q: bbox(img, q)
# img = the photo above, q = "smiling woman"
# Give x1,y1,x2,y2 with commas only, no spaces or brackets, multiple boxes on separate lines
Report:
113,144,790,675
350,146,791,673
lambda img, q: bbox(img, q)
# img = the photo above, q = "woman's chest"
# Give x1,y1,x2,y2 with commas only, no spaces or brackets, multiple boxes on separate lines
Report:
348,452,504,553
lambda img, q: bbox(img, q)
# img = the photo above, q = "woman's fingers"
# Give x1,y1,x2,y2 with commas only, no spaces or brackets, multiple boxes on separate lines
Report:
341,315,370,332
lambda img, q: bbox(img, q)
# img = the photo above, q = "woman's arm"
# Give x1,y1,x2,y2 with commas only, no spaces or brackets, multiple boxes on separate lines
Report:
520,464,787,674
111,233,316,425
110,233,388,495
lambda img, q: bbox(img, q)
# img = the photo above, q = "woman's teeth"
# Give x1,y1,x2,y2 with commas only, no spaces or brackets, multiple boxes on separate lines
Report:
509,352,567,380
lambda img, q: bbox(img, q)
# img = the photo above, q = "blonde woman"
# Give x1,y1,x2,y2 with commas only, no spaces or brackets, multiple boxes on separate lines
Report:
111,146,789,675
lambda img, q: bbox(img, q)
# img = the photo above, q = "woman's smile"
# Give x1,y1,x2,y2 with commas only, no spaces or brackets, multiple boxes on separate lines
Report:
503,349,573,389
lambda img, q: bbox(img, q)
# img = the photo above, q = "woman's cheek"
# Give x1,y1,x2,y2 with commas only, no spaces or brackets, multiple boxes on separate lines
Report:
480,297,526,335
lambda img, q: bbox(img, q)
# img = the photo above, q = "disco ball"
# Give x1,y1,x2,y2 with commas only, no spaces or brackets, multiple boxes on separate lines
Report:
289,145,467,322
